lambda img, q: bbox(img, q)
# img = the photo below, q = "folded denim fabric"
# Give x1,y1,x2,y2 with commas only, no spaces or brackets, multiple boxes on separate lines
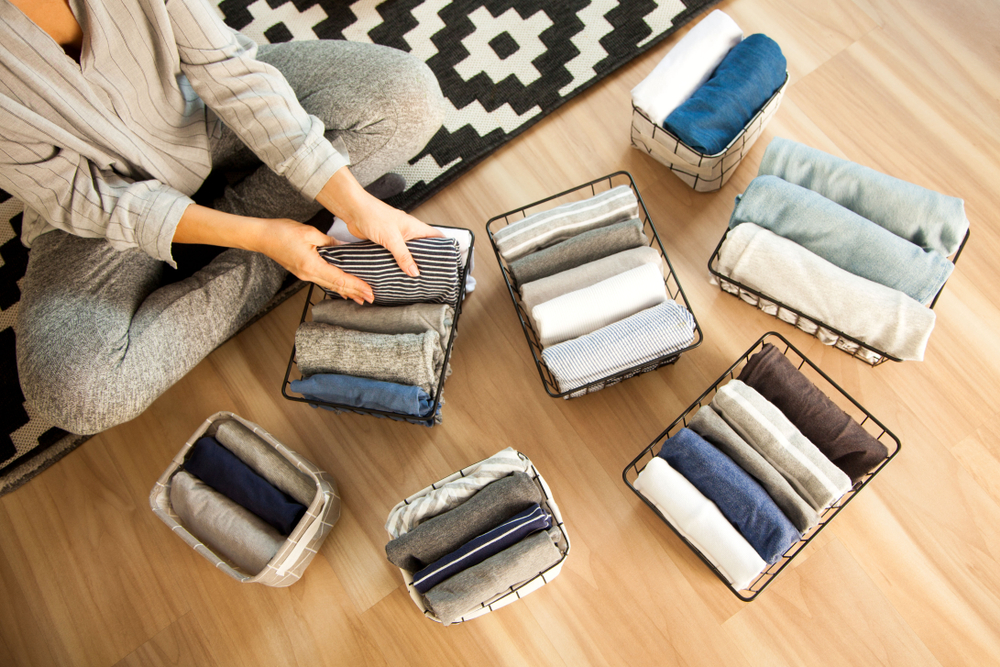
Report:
412,504,551,593
295,321,442,395
184,436,307,535
291,373,435,417
310,300,454,355
169,471,284,575
758,137,970,256
520,246,663,313
422,529,562,625
541,301,695,393
665,34,786,155
634,457,766,590
717,223,937,360
385,448,531,539
729,175,954,305
493,186,638,261
658,428,801,564
317,237,460,305
385,472,543,572
711,381,853,510
508,218,648,286
532,263,667,348
631,9,744,125
739,343,889,483
688,405,819,533
213,419,316,507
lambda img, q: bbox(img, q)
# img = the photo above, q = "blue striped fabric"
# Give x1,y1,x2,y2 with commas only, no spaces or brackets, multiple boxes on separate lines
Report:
317,238,461,305
411,503,551,594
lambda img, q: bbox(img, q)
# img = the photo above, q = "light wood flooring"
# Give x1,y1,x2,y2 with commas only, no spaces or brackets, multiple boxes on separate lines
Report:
3,0,1000,664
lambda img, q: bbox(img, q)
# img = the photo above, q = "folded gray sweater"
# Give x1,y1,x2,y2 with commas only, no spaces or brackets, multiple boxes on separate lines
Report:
214,419,316,507
310,300,454,354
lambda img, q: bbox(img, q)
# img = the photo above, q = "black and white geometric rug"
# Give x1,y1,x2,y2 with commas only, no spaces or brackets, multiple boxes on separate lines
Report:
0,0,718,495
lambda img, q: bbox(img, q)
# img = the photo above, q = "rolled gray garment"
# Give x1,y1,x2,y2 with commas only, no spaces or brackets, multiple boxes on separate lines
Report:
520,246,663,313
385,472,543,572
170,471,284,575
213,420,316,507
422,530,562,625
310,300,454,353
294,321,442,395
508,218,648,286
687,405,818,533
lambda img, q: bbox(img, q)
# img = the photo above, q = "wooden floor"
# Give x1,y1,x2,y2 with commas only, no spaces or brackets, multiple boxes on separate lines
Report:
4,0,1000,664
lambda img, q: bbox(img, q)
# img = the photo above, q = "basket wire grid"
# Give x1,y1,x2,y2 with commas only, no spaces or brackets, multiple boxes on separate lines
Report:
707,227,970,365
280,226,474,426
622,331,900,601
486,171,703,398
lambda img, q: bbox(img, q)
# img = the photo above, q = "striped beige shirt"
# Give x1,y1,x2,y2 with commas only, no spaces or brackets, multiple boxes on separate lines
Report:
0,0,349,264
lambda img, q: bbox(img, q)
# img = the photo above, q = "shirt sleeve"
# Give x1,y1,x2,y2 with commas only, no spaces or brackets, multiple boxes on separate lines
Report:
166,0,350,201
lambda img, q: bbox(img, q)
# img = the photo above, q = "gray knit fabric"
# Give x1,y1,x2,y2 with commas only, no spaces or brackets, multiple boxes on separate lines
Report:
385,472,543,572
422,529,562,625
688,405,818,533
508,218,648,286
213,420,316,507
310,300,454,353
169,471,284,575
520,246,663,313
294,321,442,394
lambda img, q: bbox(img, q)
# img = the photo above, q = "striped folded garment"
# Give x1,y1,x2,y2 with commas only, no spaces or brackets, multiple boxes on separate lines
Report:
317,237,461,305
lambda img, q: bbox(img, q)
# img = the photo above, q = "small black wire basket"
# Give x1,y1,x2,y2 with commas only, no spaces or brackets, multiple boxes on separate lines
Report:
707,226,970,365
622,332,900,601
280,227,474,426
486,171,703,398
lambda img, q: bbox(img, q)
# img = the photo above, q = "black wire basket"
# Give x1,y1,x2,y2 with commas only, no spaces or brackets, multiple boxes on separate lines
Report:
622,332,900,601
280,227,474,426
707,225,969,365
486,171,703,398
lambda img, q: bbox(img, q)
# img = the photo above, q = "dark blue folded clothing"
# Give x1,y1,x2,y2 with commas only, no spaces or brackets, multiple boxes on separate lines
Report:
664,34,786,155
290,373,435,417
411,503,551,594
184,436,307,536
658,427,800,564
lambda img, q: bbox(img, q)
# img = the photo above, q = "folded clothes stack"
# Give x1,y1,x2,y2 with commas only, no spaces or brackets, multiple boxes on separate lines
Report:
716,137,968,360
169,419,316,575
634,343,887,590
494,186,696,395
385,448,565,625
631,10,786,155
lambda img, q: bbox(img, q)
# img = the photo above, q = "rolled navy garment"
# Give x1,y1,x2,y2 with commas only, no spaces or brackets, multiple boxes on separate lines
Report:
520,246,663,313
758,137,970,256
423,529,562,626
386,472,543,572
493,185,638,261
664,34,786,155
633,457,767,591
508,218,648,286
170,471,284,575
531,263,667,348
738,343,889,483
311,300,454,354
291,373,435,417
411,504,551,594
541,301,696,394
631,10,744,125
658,428,801,564
688,405,819,533
317,237,460,305
213,419,316,507
294,321,442,395
729,175,954,305
711,381,853,510
716,223,937,361
183,437,307,535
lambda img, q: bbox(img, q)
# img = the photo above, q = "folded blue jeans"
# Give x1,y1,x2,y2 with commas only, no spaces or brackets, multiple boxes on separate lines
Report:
290,373,434,417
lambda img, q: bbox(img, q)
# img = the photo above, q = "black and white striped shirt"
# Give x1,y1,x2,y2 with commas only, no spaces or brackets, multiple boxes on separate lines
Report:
0,0,348,264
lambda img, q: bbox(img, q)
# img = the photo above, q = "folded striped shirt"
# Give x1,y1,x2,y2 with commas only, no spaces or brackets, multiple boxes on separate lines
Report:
411,503,552,593
317,237,461,305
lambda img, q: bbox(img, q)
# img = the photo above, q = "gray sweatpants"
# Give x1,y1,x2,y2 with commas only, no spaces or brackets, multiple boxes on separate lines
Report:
16,40,445,435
